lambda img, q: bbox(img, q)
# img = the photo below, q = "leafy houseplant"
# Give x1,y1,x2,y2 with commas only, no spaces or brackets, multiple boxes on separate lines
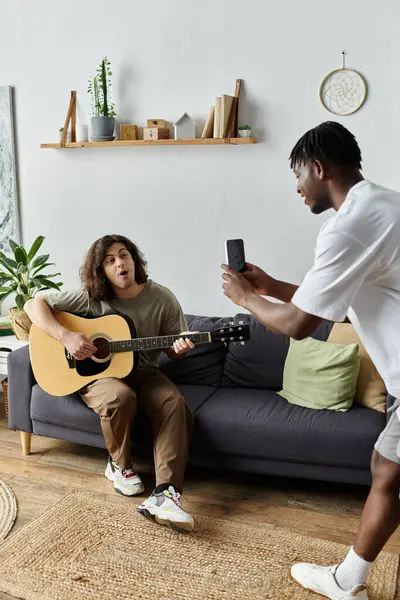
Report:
0,236,63,340
88,56,116,140
238,124,251,138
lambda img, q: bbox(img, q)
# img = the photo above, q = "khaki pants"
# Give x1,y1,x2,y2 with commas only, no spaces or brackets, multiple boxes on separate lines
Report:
80,370,194,491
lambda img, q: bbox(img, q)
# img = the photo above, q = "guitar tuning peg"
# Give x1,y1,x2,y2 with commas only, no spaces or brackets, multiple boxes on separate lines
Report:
241,341,245,345
224,342,227,347
230,321,234,326
239,320,243,325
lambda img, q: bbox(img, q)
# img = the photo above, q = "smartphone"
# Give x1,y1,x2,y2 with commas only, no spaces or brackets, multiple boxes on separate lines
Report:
225,239,246,273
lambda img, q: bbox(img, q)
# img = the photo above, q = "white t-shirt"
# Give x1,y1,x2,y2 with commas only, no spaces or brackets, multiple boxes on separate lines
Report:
292,180,400,399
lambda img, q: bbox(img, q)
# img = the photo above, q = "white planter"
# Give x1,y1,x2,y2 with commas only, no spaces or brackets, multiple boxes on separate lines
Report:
238,130,251,138
77,124,89,143
58,130,71,142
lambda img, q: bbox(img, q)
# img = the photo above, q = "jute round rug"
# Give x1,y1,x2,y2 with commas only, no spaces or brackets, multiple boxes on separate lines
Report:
0,479,17,540
0,491,397,600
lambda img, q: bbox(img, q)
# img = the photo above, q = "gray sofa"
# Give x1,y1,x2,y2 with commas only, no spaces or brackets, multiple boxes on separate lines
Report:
8,313,388,485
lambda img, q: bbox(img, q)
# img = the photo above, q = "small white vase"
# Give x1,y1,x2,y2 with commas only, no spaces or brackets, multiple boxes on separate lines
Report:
238,130,251,138
77,124,89,143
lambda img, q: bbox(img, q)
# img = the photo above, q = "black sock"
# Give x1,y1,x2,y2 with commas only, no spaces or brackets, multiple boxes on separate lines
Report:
154,483,181,495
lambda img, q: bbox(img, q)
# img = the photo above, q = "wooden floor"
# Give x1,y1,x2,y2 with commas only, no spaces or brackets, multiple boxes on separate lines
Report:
0,398,399,599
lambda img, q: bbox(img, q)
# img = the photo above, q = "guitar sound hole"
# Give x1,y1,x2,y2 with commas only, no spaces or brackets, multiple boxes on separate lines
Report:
93,337,111,360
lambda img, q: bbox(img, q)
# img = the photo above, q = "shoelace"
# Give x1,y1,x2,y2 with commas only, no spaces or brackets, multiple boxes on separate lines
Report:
168,486,184,509
310,565,336,577
111,461,137,478
122,468,137,478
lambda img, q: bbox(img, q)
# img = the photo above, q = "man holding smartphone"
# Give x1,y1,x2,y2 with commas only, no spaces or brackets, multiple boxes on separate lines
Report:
222,121,400,600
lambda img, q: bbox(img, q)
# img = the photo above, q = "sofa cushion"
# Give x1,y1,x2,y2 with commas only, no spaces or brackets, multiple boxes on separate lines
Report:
159,315,229,386
278,337,360,412
31,383,217,433
192,388,385,469
221,313,333,390
328,323,387,413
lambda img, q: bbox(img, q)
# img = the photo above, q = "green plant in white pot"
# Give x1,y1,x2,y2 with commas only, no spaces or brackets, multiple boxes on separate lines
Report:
238,124,251,138
0,236,63,340
88,56,116,141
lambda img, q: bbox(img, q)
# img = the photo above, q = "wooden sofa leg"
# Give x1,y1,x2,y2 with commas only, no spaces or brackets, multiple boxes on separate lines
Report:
21,431,31,456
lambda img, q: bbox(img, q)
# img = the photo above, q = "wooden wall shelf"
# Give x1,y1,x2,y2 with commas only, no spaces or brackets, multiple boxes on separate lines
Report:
40,138,256,149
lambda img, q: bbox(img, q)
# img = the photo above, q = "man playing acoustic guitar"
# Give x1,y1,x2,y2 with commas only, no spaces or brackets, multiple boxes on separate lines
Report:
25,234,195,532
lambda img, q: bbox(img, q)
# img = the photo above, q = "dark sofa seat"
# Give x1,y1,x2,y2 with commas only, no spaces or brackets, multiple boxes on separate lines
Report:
8,313,387,486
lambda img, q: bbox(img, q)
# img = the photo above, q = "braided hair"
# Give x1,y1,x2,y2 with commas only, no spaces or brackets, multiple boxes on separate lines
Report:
289,122,362,170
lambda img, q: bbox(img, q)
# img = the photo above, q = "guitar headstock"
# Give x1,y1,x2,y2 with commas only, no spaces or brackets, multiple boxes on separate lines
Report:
210,321,250,346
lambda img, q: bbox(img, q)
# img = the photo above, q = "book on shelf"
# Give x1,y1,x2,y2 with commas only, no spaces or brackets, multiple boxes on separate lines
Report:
213,97,222,138
221,94,235,138
201,106,215,139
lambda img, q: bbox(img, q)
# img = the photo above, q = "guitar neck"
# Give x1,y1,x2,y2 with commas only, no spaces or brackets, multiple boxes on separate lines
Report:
109,332,211,354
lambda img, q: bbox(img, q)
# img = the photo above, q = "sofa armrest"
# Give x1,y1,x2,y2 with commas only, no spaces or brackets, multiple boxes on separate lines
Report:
7,345,35,433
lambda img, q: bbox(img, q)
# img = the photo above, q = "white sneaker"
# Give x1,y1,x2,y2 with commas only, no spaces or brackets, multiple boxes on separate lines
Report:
105,456,144,496
137,485,194,532
291,563,369,599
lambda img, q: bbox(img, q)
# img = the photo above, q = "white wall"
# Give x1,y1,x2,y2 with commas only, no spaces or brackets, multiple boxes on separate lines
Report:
1,0,400,316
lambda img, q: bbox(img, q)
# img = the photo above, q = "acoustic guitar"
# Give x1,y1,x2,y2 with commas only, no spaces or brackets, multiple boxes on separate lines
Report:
29,311,250,396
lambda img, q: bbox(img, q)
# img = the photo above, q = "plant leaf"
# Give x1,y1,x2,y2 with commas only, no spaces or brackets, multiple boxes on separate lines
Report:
32,262,55,276
38,272,61,279
0,286,10,292
15,294,26,311
0,257,17,276
38,279,62,291
14,246,28,266
27,236,45,262
9,239,18,253
0,290,12,303
0,253,18,269
31,254,50,269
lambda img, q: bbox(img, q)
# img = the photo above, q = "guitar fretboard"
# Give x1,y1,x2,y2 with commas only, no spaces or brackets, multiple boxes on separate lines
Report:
109,332,210,353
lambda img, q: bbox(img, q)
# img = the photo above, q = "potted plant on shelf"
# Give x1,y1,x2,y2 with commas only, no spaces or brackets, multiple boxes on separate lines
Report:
238,125,252,138
88,56,116,141
59,127,64,141
0,236,63,340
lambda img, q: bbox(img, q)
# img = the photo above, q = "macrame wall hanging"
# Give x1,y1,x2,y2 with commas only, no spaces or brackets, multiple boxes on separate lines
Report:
319,52,367,116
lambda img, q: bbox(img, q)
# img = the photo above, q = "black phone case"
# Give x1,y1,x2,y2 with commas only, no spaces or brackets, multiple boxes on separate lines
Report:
226,239,246,272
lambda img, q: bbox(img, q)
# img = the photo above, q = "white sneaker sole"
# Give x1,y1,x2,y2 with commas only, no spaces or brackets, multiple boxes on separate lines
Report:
137,504,194,532
105,465,144,497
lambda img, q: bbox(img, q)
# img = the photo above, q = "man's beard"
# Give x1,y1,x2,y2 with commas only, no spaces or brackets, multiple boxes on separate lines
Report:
310,193,331,215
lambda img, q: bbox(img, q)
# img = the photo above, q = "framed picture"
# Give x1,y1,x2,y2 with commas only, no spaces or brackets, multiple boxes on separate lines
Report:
0,86,19,253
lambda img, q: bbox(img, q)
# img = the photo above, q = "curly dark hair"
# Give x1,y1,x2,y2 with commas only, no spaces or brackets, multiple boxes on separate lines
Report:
80,234,148,301
289,121,362,170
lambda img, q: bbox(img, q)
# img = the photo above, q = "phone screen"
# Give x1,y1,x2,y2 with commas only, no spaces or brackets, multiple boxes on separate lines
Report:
225,239,246,273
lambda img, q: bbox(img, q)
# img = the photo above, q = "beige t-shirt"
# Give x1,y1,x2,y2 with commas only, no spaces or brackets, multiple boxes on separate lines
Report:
45,279,188,371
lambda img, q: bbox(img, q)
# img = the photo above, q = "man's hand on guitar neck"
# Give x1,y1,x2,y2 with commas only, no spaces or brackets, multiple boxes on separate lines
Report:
61,330,97,361
168,331,198,360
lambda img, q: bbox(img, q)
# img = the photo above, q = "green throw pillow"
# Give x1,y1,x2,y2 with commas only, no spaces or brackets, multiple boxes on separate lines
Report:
278,337,360,412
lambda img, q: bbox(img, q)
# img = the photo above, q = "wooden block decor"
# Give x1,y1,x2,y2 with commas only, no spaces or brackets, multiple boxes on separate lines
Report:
120,125,138,140
143,127,170,140
146,119,167,128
